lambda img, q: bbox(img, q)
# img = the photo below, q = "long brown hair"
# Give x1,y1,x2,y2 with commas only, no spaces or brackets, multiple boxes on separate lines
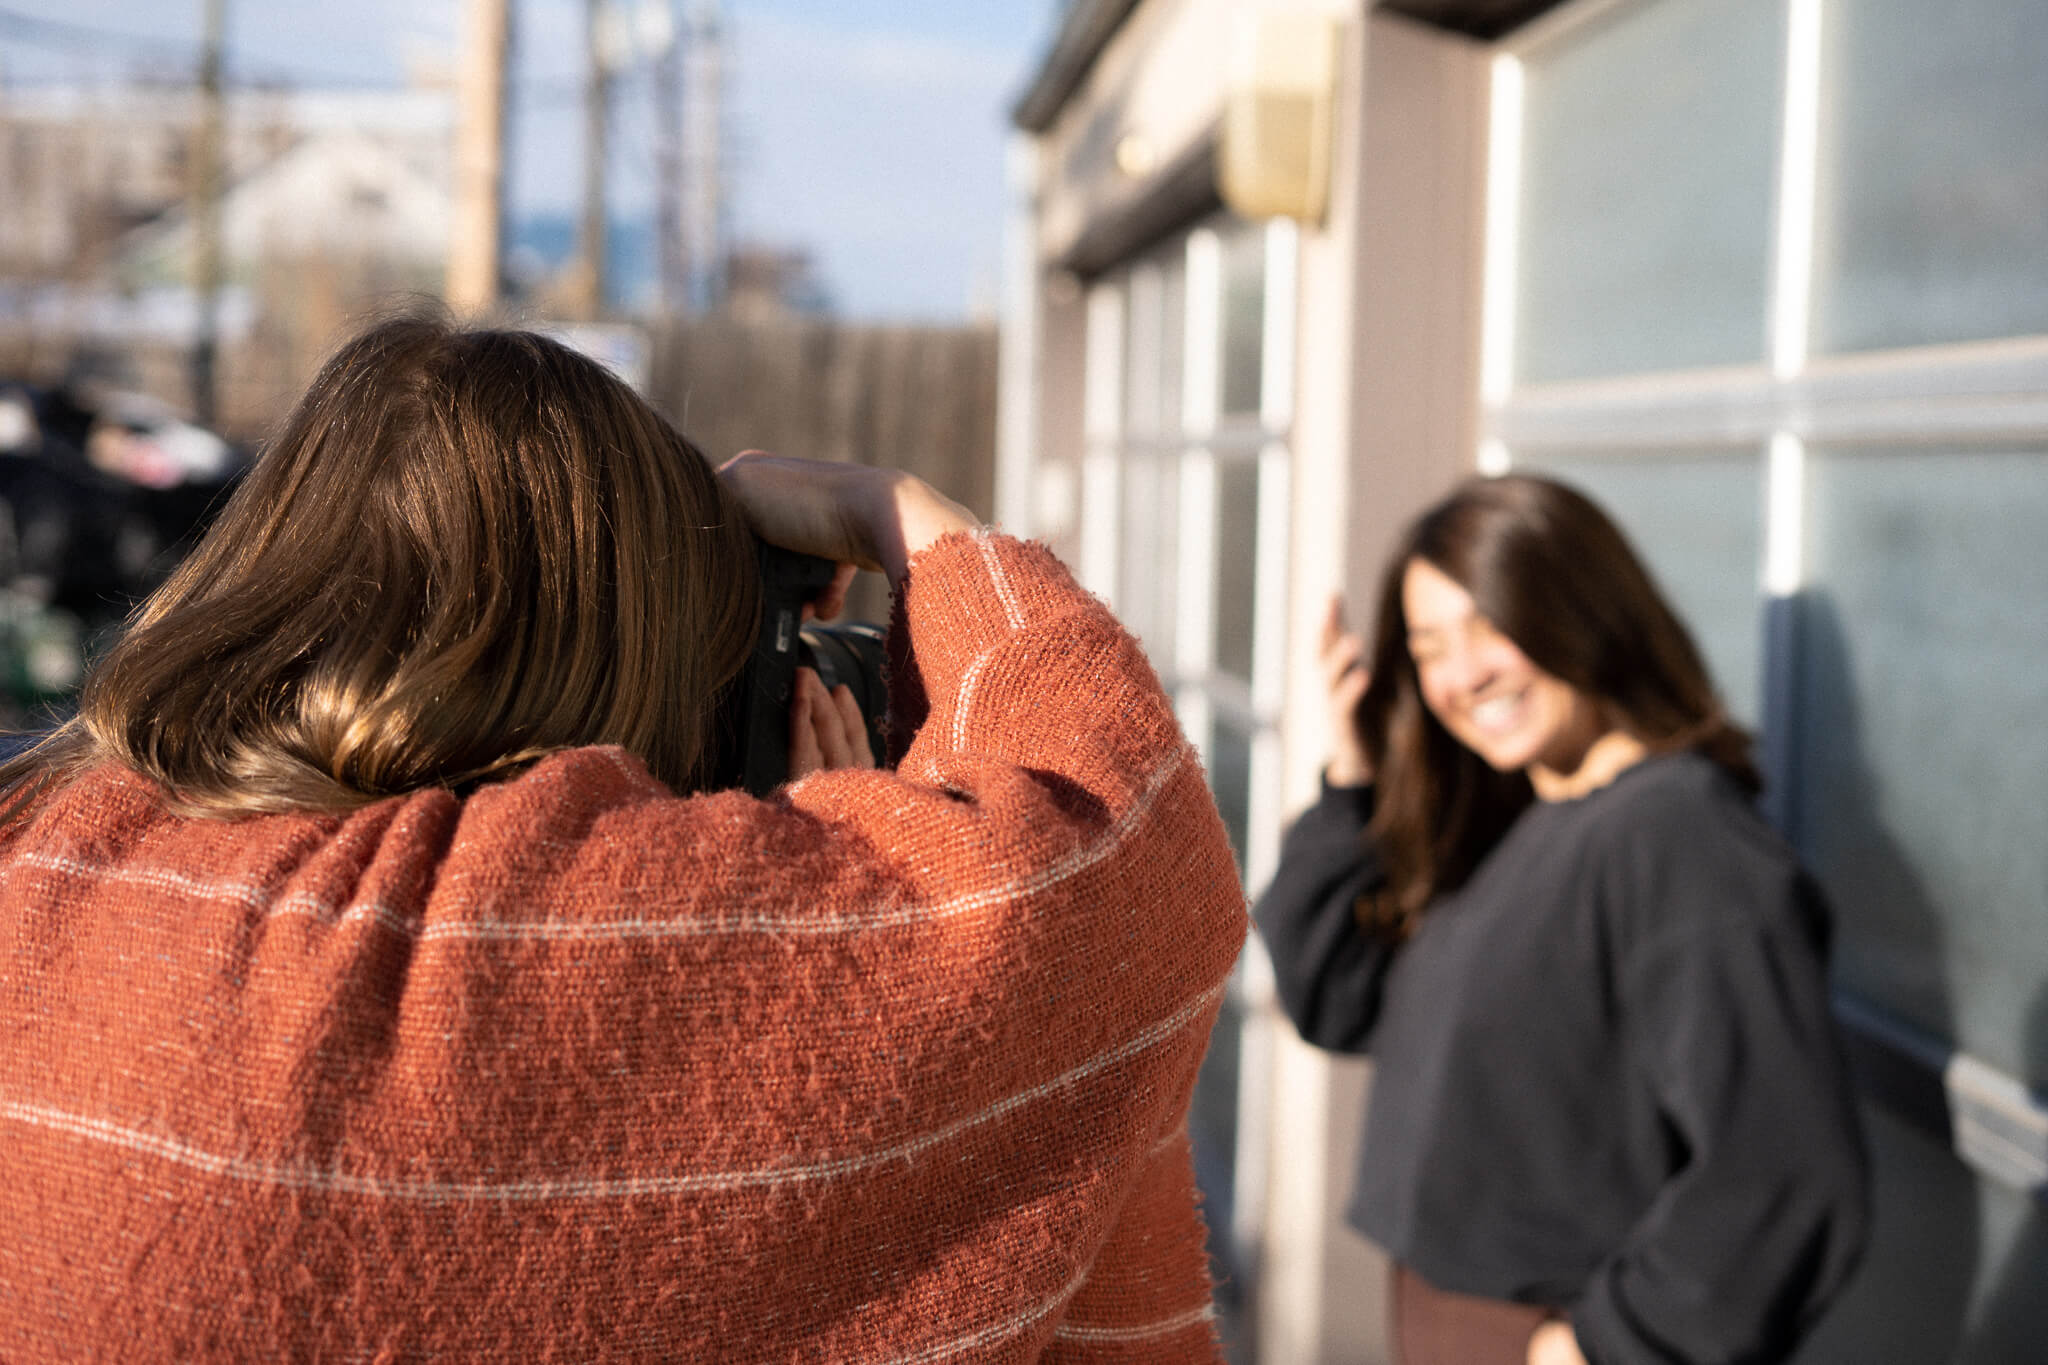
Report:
1,311,758,818
1358,473,1756,934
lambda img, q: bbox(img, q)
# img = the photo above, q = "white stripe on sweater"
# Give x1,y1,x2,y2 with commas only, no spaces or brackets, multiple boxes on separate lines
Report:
973,527,1027,631
950,646,998,753
946,530,1025,752
5,744,1197,943
1052,1304,1218,1344
876,1262,1090,1365
0,979,1225,1202
5,854,410,939
885,1145,1211,1362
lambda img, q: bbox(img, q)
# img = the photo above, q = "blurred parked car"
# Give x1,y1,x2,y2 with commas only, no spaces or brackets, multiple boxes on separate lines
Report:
0,377,244,727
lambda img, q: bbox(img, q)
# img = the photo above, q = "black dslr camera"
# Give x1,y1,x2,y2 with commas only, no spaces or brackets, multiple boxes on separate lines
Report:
711,541,889,797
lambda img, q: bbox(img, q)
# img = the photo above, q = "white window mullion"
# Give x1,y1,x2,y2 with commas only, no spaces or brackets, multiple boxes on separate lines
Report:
1178,225,1224,737
1764,431,1807,596
1183,229,1222,440
1176,449,1219,687
1080,283,1125,601
1259,219,1298,431
1770,0,1825,382
1250,444,1292,718
1251,219,1297,876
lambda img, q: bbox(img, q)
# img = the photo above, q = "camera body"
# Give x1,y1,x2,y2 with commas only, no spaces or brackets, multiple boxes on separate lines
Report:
711,540,888,797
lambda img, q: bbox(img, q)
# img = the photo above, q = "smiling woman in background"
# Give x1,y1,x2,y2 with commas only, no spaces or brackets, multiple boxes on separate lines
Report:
1257,474,1868,1365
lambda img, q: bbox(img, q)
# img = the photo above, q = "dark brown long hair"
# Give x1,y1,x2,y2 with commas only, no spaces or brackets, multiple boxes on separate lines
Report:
1358,473,1756,935
1,310,759,818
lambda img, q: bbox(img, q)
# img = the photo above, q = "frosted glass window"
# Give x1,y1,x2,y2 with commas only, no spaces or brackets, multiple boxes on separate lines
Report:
1213,458,1260,683
1117,452,1177,665
1514,0,1782,383
1515,449,1765,726
1210,716,1253,873
1189,998,1246,1292
1218,227,1265,418
1122,272,1165,440
1795,447,2048,1086
1157,254,1186,436
1121,255,1184,439
1811,0,2048,353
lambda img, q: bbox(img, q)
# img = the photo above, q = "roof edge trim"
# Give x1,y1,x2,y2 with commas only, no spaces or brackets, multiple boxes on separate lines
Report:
1011,0,1144,134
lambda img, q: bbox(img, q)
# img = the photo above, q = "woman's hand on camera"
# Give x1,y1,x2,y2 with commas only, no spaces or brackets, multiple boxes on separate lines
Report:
789,667,876,779
1321,595,1374,788
718,451,977,587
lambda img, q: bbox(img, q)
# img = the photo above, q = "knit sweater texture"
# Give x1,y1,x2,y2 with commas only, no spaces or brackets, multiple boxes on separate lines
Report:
0,530,1248,1363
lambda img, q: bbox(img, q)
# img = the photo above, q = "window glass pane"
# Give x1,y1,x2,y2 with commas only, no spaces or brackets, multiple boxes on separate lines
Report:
1117,245,1186,437
1514,449,1765,726
1122,267,1166,439
1218,225,1265,417
1159,252,1186,437
1188,999,1246,1318
1118,451,1177,667
1209,715,1253,874
1812,0,2048,353
1193,713,1257,1322
1796,447,2048,1086
1213,457,1260,683
1514,0,1782,383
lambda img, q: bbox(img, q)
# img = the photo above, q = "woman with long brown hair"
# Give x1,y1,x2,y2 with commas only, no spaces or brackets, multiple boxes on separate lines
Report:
1257,474,1867,1365
0,313,1247,1362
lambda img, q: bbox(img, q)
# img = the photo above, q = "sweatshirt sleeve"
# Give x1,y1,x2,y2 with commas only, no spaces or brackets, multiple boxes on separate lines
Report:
1570,843,1869,1365
1251,779,1397,1055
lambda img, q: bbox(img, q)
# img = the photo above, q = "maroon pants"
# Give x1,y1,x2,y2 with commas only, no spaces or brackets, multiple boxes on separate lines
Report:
1391,1264,1555,1365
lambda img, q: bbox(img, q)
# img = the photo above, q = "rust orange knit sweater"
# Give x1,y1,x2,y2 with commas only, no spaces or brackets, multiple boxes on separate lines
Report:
0,530,1247,1363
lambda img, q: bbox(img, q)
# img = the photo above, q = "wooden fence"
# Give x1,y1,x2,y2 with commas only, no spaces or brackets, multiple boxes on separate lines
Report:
0,312,1000,625
0,314,999,512
647,318,997,521
645,318,999,623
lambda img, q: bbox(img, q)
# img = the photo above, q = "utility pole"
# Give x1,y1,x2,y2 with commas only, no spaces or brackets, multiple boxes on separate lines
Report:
447,0,511,316
653,0,685,316
572,0,613,320
189,0,227,427
681,0,722,313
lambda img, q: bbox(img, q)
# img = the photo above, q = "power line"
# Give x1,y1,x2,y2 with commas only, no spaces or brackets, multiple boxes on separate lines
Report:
0,4,418,92
0,5,197,63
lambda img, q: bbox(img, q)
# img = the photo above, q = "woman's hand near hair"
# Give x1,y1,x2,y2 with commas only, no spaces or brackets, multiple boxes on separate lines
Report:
1320,596,1373,787
717,451,978,589
1527,1321,1589,1365
788,667,875,779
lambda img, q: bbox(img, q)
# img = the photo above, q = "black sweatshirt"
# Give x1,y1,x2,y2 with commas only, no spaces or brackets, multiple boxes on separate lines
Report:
1254,751,1867,1365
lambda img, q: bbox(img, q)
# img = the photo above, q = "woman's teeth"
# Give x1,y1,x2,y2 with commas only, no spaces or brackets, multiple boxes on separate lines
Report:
1470,692,1524,732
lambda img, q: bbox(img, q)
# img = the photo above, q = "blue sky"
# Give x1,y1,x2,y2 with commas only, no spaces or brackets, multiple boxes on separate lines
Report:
0,0,1062,318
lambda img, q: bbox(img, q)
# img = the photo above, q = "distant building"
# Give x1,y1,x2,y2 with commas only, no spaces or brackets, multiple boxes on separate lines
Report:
119,125,450,292
0,84,451,342
720,243,831,323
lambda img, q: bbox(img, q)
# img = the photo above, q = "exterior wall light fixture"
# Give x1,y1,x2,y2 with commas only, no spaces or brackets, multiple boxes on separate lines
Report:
1219,9,1341,223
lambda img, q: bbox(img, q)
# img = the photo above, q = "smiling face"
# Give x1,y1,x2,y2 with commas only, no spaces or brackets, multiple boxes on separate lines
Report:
1400,557,1605,782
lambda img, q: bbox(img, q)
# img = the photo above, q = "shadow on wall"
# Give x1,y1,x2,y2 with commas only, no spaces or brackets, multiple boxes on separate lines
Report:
1955,984,2048,1362
1781,590,1979,1364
